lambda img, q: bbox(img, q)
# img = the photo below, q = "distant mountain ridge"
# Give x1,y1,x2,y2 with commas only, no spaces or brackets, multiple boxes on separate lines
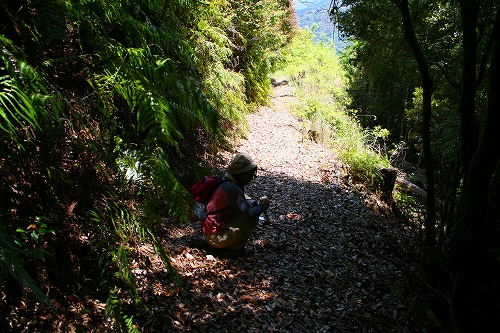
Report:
295,0,331,15
293,0,347,50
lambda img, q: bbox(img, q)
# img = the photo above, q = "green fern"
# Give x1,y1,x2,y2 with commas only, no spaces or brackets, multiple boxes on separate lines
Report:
114,244,140,304
32,0,69,47
89,201,142,305
0,218,52,306
0,75,39,134
1,35,62,136
190,10,250,125
152,236,183,288
1,1,295,329
106,288,140,333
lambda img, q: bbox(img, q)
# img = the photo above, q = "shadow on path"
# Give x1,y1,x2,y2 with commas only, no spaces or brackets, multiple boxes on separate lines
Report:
139,170,420,332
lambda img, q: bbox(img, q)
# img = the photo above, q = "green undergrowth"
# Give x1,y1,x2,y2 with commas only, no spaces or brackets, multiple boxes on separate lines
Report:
1,0,294,331
274,29,391,189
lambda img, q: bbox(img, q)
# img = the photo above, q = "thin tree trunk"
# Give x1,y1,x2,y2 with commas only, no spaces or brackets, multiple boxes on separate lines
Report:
392,0,436,245
442,159,462,230
458,0,480,178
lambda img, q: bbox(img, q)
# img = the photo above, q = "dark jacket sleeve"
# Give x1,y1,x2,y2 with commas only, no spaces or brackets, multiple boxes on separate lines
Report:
224,182,266,218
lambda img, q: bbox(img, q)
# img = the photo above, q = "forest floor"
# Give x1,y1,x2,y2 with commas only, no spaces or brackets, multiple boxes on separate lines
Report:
133,84,425,332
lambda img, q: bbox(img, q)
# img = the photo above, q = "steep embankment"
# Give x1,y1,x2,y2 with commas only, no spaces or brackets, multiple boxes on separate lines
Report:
136,84,421,332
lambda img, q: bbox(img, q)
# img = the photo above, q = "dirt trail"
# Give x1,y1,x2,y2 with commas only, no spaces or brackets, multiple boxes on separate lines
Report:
239,84,342,184
139,85,419,332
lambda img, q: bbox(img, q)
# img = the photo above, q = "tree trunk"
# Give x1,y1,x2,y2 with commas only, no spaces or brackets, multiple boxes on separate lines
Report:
459,11,500,238
392,0,436,246
458,0,480,178
449,8,500,331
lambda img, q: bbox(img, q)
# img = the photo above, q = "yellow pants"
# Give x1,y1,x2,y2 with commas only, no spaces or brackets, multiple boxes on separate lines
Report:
204,215,258,251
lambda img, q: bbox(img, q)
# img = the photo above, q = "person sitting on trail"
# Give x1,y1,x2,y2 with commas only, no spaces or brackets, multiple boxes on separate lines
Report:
202,152,270,256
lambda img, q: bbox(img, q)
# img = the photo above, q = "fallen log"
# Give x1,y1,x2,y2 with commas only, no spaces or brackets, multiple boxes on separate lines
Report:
271,78,289,87
395,176,427,202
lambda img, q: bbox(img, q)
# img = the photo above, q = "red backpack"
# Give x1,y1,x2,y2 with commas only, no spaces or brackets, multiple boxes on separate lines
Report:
189,175,225,221
190,175,225,204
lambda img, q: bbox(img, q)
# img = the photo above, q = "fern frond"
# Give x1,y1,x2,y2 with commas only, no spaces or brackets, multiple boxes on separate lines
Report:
114,244,140,304
0,219,52,306
1,36,62,133
152,235,183,288
89,199,142,308
32,0,69,46
0,76,39,134
105,288,140,333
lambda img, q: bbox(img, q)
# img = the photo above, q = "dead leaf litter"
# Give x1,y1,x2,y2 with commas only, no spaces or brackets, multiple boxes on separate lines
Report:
137,85,421,332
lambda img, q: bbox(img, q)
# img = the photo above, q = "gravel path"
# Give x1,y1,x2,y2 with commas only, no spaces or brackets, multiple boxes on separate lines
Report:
240,84,341,185
138,84,419,332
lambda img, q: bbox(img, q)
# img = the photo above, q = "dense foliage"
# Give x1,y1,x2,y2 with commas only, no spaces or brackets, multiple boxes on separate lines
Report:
332,0,500,330
0,0,294,330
